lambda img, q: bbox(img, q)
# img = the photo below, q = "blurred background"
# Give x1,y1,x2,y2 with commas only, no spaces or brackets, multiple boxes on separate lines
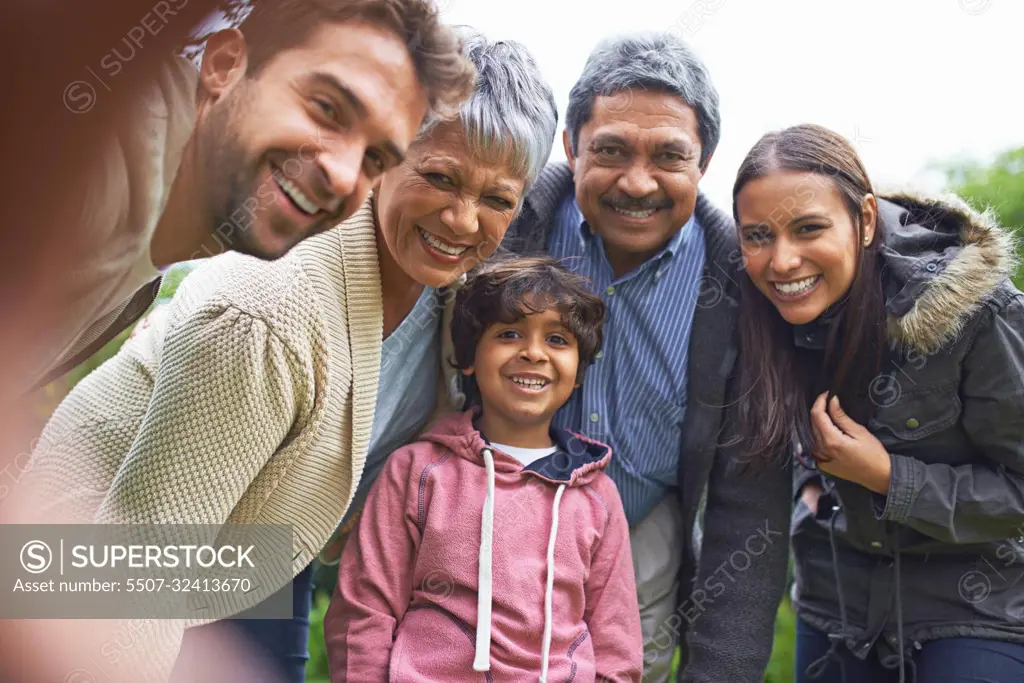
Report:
21,1,1024,681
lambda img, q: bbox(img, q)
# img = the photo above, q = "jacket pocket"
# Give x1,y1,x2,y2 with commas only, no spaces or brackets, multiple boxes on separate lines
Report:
869,383,962,442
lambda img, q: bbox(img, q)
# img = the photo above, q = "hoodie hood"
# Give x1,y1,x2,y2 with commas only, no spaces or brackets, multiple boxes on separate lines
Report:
420,409,612,488
879,190,1019,355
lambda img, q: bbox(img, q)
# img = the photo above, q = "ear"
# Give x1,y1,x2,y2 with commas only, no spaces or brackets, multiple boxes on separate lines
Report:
562,129,576,173
698,150,714,178
198,29,249,105
460,366,475,377
861,194,878,246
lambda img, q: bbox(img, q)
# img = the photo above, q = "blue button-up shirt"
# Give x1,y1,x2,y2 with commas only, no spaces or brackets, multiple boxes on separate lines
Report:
548,194,705,525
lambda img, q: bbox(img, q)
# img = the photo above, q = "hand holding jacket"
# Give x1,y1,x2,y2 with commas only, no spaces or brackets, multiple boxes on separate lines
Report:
810,393,892,494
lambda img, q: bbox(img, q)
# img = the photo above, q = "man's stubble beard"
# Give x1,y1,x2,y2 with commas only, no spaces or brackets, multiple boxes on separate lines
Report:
198,85,269,259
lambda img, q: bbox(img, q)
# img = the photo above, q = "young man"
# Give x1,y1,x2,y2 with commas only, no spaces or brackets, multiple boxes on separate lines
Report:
7,0,475,398
497,33,792,683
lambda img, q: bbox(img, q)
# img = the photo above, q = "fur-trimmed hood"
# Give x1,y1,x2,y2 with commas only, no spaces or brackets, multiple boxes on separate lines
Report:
879,190,1019,355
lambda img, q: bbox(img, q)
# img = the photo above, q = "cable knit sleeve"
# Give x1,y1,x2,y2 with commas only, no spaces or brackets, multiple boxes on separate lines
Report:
20,291,316,681
94,301,308,525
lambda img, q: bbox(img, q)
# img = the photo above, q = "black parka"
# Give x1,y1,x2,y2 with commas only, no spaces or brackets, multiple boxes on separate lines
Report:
793,191,1024,677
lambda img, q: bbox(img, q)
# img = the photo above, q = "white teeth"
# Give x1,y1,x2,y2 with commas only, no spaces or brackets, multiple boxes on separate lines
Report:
511,377,548,389
774,276,819,295
613,207,657,219
275,173,318,215
419,228,468,256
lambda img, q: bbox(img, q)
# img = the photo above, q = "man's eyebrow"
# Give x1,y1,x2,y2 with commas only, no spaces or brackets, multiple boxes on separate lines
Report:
589,133,630,148
310,72,367,117
309,71,404,163
656,139,697,154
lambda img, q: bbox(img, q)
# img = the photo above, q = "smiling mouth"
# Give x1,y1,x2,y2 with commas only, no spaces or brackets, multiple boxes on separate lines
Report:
772,275,821,298
418,227,469,256
272,167,318,216
610,206,660,219
508,375,551,392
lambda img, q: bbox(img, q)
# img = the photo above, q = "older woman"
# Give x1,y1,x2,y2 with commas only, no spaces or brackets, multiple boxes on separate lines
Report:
24,29,557,683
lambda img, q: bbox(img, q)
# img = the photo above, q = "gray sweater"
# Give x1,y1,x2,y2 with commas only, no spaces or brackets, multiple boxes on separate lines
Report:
501,164,792,683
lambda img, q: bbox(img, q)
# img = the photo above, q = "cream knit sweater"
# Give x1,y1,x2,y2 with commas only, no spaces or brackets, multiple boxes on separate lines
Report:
26,198,384,680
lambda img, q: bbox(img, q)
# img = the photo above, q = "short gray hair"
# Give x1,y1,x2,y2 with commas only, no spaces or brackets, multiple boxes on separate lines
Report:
419,27,557,189
566,32,720,170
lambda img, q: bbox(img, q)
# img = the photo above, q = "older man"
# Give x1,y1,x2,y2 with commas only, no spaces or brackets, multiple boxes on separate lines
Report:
501,33,792,682
10,0,474,400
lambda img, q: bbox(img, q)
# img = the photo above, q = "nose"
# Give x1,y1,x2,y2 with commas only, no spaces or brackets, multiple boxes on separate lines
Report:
519,333,549,363
440,197,480,238
770,237,802,274
317,139,364,210
616,160,659,198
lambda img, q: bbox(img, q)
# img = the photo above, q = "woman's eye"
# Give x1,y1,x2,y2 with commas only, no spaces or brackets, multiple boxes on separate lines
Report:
487,196,514,210
425,173,455,188
799,224,824,235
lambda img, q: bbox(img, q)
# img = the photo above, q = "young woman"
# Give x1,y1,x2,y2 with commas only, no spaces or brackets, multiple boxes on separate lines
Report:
732,123,1024,682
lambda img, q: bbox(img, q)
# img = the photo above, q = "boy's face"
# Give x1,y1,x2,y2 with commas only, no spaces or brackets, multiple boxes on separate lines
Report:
463,307,580,432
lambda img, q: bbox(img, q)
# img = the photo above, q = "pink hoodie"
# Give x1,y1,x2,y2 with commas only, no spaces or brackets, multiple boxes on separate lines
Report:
325,409,642,682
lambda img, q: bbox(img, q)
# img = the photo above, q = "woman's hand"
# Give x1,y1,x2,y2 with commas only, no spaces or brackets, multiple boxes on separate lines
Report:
810,393,892,495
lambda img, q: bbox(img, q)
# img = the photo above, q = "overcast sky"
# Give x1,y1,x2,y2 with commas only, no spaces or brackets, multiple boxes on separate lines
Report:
439,0,1023,208
198,0,1023,209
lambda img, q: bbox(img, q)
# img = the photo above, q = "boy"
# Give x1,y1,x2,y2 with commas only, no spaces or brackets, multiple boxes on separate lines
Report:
324,257,643,682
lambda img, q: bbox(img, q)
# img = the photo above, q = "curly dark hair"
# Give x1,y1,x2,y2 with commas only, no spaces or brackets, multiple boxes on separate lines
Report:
450,256,606,395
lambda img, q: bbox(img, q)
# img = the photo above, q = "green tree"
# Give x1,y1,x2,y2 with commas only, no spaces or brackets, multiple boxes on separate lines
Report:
944,145,1024,287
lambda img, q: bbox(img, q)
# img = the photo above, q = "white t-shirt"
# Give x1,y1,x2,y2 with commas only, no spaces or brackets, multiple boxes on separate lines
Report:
28,56,197,390
491,442,558,467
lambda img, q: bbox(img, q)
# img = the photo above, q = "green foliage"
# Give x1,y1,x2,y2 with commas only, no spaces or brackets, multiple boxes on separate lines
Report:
765,598,797,683
943,145,1024,288
306,590,332,682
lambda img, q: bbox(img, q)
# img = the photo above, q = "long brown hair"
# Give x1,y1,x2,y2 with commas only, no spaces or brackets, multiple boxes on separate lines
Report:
732,124,888,464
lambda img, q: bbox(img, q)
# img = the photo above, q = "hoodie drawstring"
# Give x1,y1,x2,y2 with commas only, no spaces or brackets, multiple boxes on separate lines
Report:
473,448,496,672
539,484,567,683
472,447,568,681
